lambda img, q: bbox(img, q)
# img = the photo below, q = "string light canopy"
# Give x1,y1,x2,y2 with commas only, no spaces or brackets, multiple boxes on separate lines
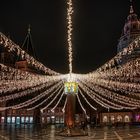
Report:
0,0,140,113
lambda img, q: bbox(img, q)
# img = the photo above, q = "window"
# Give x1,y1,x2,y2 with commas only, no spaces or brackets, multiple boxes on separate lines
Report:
103,116,108,123
47,117,51,123
21,117,25,123
55,117,59,123
12,117,15,123
29,117,33,123
42,117,45,123
16,117,20,124
25,117,29,123
51,116,55,124
60,117,64,123
111,116,115,123
1,117,5,123
124,115,130,122
7,117,11,123
117,115,122,122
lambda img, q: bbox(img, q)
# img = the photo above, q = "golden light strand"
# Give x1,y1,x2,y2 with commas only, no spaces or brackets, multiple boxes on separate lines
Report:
67,0,73,75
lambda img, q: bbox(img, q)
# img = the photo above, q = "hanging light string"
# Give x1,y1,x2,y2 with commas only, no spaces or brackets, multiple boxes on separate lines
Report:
0,63,63,95
0,80,58,102
41,87,64,112
92,80,140,104
85,37,140,74
78,82,120,110
80,80,140,107
79,82,135,110
76,93,87,115
0,63,39,80
62,97,67,113
80,81,138,110
95,58,140,83
81,57,140,97
0,14,140,112
0,32,59,75
12,81,63,110
27,85,63,111
0,79,45,94
51,92,65,112
78,88,97,110
0,81,63,110
1,78,46,94
95,79,140,96
82,70,140,96
67,0,73,75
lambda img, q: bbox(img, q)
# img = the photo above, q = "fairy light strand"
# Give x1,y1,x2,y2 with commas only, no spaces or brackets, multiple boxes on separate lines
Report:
0,33,59,75
79,88,97,110
62,97,67,113
41,87,64,112
0,81,63,110
51,92,65,112
76,93,87,115
1,5,140,113
67,0,73,75
27,85,63,111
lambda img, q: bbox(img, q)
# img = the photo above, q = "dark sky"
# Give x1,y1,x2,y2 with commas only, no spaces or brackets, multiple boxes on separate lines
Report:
0,0,140,74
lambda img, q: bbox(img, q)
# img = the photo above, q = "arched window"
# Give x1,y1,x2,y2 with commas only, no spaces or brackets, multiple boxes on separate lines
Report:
111,115,115,123
117,115,122,122
124,115,130,122
103,116,108,123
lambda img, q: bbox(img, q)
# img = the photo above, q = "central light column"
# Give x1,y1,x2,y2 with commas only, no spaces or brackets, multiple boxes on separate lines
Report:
65,0,77,131
64,81,78,128
65,93,75,128
67,0,73,75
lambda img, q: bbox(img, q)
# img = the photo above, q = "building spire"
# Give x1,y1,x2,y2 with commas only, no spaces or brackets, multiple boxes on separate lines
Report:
130,0,134,14
28,24,31,34
22,25,37,59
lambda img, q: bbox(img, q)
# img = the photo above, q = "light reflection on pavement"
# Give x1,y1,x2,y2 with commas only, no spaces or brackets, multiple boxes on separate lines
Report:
1,124,140,140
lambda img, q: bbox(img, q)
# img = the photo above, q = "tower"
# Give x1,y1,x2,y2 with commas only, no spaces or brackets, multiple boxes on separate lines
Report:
117,1,140,53
21,25,37,59
15,25,37,71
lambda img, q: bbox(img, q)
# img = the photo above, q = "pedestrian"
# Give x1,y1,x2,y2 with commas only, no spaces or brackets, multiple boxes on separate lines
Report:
81,121,86,131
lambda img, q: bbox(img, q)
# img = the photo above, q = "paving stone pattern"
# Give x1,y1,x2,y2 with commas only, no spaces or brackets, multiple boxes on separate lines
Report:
0,125,140,140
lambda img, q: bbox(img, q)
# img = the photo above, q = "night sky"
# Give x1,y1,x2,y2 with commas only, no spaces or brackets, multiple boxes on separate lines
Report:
0,0,140,74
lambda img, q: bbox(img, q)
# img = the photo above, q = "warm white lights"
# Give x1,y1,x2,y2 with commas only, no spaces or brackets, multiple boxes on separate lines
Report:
0,33,59,76
67,0,73,75
1,3,140,114
1,35,140,112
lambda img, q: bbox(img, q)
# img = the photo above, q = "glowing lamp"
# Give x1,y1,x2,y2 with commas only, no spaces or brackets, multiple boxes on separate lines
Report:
64,82,78,94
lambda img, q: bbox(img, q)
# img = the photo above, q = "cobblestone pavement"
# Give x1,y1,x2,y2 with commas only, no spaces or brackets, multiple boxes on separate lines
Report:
1,125,140,140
